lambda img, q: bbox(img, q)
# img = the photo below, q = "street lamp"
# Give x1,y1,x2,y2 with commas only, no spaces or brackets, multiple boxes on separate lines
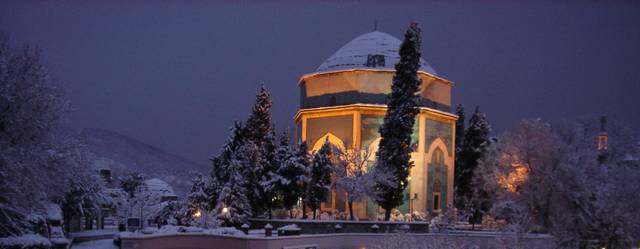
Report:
192,209,202,218
220,206,230,227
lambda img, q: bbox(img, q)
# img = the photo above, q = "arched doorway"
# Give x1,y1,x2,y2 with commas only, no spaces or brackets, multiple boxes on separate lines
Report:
427,146,448,214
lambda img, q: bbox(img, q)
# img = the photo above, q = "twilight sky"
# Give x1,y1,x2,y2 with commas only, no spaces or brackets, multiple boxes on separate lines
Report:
1,1,639,164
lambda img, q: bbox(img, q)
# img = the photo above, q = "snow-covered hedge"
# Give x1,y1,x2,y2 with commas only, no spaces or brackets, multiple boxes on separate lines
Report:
122,225,245,237
0,234,52,249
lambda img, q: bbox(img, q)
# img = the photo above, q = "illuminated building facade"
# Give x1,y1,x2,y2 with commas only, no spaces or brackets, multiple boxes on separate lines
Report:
295,31,457,218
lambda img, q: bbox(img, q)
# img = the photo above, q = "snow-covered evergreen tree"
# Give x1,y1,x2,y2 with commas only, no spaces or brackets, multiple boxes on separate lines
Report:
239,139,263,217
211,122,247,184
243,86,276,217
306,140,333,219
214,142,254,226
457,106,491,222
210,122,256,225
210,122,247,210
245,85,272,147
275,135,310,218
259,127,282,218
374,22,422,221
187,174,211,220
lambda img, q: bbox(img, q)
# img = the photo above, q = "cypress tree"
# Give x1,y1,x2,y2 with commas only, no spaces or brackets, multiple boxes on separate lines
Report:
374,22,423,221
454,104,466,208
305,140,333,219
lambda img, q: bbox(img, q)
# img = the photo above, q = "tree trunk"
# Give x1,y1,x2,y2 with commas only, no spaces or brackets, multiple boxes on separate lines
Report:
63,214,70,233
289,209,293,219
384,208,391,221
302,201,307,219
348,201,354,220
268,207,272,219
313,209,317,220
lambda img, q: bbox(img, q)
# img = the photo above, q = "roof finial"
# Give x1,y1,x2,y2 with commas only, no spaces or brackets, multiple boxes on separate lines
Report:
374,19,378,31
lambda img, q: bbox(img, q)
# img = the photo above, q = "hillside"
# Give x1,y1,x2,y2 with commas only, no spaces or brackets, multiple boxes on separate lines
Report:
77,128,209,196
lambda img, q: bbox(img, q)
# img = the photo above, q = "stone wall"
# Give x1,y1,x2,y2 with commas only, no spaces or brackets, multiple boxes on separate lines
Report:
121,231,555,249
249,218,429,234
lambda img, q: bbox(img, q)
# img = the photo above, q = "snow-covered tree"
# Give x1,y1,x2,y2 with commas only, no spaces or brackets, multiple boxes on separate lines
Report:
334,146,374,220
475,117,640,248
275,136,310,218
210,122,248,211
259,128,282,218
154,200,190,226
0,35,102,237
119,172,145,199
244,85,272,147
210,121,261,226
456,106,491,222
306,140,333,219
375,22,422,221
186,174,211,220
214,142,254,226
60,170,104,232
242,86,278,217
236,139,262,217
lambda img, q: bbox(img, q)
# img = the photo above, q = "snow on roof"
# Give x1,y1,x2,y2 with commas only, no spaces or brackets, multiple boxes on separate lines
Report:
145,178,176,197
316,31,437,75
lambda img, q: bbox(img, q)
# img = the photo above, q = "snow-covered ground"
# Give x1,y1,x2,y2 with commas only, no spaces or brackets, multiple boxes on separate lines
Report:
71,239,117,249
70,228,118,238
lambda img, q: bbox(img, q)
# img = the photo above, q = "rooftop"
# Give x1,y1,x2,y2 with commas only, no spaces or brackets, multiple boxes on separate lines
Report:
316,31,437,75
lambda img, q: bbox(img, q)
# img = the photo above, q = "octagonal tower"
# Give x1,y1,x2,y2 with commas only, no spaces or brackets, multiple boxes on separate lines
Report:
296,31,457,219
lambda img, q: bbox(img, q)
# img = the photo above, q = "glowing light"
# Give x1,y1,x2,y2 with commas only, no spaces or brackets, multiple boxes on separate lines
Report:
192,209,202,218
498,163,528,193
222,207,229,214
407,176,412,181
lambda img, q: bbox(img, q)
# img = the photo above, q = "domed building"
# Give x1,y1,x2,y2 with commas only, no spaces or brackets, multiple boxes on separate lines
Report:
295,31,457,219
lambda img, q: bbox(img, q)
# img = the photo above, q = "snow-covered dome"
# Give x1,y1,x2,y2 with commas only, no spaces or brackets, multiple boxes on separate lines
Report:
145,178,176,198
316,31,437,75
